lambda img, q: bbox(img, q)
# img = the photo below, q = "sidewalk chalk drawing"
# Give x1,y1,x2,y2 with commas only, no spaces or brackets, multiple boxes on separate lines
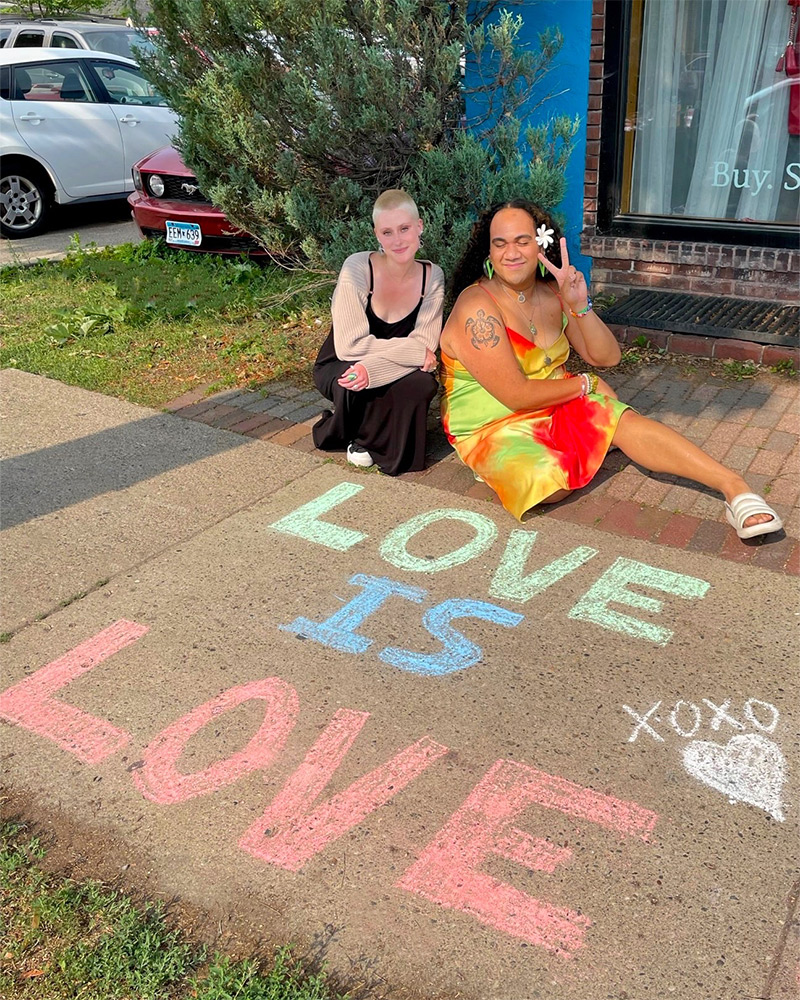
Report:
683,734,786,822
623,697,786,822
272,483,712,663
0,620,659,958
280,573,524,675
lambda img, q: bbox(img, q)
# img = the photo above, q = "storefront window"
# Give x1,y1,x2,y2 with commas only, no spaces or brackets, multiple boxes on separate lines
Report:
622,0,799,225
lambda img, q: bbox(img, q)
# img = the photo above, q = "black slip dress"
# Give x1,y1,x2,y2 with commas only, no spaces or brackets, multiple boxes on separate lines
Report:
312,257,437,476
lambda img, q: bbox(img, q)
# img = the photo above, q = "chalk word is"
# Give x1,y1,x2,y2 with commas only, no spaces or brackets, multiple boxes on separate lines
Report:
271,483,711,654
281,573,524,675
0,620,660,957
623,697,786,822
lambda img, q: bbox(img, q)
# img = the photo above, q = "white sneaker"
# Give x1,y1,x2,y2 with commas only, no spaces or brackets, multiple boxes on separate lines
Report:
347,443,374,468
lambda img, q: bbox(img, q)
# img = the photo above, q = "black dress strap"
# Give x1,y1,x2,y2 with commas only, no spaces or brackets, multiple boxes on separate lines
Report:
368,255,375,293
419,261,427,298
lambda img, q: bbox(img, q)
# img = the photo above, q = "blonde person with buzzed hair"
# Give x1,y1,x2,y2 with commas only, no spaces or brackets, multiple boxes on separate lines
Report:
312,189,444,475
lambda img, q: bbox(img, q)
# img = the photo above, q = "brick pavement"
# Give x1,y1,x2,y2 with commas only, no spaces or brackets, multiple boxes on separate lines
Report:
164,361,800,576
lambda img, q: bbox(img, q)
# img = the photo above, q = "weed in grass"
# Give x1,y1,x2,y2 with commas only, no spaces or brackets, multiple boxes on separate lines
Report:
192,950,338,1000
631,334,650,349
0,822,346,1000
721,358,758,381
770,358,798,376
0,632,12,643
45,305,128,347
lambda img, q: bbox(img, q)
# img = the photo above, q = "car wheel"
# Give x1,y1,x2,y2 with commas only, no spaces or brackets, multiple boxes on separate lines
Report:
0,165,52,239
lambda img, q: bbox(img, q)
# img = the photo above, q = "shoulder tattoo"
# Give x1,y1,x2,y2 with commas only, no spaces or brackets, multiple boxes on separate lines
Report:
465,309,502,350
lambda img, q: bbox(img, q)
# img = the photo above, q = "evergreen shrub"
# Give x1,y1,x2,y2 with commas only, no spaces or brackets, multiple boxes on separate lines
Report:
136,0,579,280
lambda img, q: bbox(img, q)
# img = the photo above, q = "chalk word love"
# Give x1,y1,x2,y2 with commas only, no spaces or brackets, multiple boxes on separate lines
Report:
0,620,659,957
623,698,786,822
271,483,711,648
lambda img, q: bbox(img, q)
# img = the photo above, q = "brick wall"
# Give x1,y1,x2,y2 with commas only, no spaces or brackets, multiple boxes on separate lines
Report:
581,0,799,310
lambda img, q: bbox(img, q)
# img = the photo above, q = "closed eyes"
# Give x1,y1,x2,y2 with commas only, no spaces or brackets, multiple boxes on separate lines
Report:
492,237,534,248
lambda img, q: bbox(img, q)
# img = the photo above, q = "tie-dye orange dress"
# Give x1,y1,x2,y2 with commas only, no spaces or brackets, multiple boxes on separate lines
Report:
439,306,630,521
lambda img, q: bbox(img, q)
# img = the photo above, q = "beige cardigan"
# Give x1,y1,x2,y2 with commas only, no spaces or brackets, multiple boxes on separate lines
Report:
331,251,445,388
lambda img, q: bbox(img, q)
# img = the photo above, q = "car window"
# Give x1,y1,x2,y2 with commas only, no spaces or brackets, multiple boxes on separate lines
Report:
13,61,97,103
0,29,11,49
52,33,81,50
91,59,168,106
81,29,156,61
0,65,9,99
15,30,45,48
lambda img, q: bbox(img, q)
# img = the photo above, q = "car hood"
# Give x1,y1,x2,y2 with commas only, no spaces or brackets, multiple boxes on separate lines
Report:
135,145,193,174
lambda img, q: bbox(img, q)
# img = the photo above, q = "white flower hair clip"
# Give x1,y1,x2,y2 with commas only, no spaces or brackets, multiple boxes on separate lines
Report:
535,224,554,275
535,224,554,249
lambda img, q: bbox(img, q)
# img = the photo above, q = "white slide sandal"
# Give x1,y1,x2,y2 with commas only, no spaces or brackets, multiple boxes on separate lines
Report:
724,492,784,540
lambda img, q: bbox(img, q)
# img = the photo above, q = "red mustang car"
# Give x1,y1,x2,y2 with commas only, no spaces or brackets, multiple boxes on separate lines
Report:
128,145,267,255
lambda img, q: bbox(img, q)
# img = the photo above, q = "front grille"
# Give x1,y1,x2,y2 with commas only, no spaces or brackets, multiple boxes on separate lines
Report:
147,173,210,203
141,227,265,254
599,290,799,347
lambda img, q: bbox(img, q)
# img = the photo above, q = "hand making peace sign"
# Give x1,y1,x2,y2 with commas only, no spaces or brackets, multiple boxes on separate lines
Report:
538,237,590,314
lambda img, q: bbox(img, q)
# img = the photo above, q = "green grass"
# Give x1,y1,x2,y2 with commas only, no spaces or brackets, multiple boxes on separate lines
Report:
0,240,333,408
0,821,346,999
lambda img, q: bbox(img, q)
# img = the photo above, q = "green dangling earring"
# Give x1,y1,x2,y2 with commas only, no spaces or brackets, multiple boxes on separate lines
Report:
483,258,494,279
539,260,547,277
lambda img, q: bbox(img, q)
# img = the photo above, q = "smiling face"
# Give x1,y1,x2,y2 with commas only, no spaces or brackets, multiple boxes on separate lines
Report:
374,207,423,264
488,207,540,288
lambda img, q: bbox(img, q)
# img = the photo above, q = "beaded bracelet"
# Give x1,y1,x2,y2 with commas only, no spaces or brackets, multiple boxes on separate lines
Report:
569,296,593,318
579,372,599,397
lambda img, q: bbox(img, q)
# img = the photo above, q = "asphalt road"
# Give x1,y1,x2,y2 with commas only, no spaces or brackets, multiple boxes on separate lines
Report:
0,199,139,267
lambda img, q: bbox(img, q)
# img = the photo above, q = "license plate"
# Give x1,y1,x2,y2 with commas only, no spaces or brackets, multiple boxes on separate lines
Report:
165,221,202,246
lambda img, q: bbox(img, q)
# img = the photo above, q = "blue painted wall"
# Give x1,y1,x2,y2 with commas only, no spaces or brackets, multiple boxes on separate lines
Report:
468,0,594,277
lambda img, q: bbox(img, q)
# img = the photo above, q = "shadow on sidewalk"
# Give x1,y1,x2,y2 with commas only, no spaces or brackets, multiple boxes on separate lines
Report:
1,414,249,530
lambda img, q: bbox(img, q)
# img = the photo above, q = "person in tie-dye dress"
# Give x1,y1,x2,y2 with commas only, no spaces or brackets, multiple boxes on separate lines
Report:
439,201,782,540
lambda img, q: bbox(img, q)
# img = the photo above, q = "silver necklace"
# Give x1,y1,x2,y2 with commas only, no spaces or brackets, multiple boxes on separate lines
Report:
498,281,552,365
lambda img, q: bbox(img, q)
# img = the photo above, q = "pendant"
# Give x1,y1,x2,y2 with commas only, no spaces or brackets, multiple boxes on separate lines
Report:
529,319,551,364
517,292,526,303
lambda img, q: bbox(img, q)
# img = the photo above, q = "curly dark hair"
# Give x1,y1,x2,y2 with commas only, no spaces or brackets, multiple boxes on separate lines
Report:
450,201,563,302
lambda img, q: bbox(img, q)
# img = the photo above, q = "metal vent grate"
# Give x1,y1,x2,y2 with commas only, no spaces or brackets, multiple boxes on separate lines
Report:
598,290,798,347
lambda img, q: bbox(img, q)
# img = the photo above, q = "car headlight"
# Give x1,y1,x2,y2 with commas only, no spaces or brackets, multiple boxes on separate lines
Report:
132,166,143,191
148,174,166,197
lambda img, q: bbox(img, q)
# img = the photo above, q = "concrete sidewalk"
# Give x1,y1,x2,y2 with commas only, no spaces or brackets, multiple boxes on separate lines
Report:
1,366,798,1000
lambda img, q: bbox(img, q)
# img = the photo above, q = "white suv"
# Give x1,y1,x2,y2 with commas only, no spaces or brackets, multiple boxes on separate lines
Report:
0,48,178,238
0,16,157,62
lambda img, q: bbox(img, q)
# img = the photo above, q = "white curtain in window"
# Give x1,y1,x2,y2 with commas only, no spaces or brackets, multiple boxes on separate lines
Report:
630,0,687,214
630,0,792,222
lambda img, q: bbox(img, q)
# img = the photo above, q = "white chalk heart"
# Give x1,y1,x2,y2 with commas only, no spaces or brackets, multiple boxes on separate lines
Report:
682,733,786,822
